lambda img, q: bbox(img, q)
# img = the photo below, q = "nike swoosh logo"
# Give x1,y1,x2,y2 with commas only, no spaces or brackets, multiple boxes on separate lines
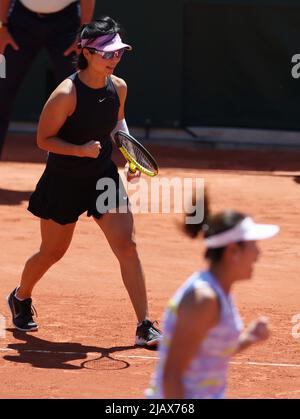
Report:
99,98,106,103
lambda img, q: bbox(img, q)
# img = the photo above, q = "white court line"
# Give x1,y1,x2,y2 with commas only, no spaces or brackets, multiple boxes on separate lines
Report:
230,360,300,368
116,355,158,360
1,348,300,368
117,356,300,368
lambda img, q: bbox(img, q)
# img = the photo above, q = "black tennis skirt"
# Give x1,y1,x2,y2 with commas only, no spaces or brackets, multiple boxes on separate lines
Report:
28,160,128,225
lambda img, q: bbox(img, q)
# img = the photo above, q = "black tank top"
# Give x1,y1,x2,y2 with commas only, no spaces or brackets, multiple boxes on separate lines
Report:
46,72,120,177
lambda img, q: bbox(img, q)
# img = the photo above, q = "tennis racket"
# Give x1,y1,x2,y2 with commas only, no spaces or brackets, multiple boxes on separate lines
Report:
114,131,159,177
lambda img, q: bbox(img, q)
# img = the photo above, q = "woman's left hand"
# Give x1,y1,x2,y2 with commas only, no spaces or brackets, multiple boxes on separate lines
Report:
124,162,141,183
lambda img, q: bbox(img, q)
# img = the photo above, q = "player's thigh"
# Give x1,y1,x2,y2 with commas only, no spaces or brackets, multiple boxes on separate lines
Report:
94,210,136,250
40,218,76,256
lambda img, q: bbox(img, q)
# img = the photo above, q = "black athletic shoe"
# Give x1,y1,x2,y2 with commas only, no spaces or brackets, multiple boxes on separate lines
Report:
135,320,162,347
7,288,38,332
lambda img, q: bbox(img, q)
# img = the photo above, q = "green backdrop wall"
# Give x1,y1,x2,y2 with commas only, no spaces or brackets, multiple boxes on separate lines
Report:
11,1,300,130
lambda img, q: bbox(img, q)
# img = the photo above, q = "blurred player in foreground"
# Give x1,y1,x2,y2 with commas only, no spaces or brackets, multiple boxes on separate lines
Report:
146,191,279,398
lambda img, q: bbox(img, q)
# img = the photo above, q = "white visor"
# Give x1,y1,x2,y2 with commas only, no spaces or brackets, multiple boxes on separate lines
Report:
204,217,279,249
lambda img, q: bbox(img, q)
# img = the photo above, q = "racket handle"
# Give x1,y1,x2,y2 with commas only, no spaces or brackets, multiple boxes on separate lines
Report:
129,162,137,173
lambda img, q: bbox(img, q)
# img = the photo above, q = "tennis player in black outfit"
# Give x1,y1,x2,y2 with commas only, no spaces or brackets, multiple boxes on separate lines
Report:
7,17,161,348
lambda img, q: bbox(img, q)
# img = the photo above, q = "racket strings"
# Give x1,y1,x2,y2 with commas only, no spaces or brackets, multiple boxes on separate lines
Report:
122,139,155,171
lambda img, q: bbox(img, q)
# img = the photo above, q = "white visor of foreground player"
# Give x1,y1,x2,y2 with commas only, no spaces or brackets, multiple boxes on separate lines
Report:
204,217,279,249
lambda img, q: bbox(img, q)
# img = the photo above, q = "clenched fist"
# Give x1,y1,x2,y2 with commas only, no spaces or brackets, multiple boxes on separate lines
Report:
246,316,270,343
79,140,101,158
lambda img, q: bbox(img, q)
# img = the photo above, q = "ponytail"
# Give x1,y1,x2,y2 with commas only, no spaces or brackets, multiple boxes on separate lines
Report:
183,188,247,262
183,188,210,238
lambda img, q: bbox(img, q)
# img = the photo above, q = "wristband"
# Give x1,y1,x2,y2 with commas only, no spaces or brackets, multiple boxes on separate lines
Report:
110,118,129,142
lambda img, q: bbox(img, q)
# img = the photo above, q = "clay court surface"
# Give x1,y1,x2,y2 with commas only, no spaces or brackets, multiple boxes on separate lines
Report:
0,134,300,399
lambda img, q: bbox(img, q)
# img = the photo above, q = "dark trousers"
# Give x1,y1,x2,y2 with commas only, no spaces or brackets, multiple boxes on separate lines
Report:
0,0,80,157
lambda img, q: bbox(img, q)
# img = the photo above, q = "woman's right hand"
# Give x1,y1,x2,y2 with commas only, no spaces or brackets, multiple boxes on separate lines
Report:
0,28,19,54
246,316,270,343
78,140,101,158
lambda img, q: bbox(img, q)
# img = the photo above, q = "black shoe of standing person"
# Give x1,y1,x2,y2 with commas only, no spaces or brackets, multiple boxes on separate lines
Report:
7,288,38,332
135,320,162,348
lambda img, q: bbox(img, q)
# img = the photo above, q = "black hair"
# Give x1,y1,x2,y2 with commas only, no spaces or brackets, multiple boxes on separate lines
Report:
183,189,246,262
76,16,122,70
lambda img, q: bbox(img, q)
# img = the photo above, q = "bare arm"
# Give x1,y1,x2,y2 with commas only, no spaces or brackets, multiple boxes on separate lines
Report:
0,0,18,53
37,80,100,158
112,75,127,121
80,0,95,24
112,76,141,181
0,0,11,22
162,288,219,399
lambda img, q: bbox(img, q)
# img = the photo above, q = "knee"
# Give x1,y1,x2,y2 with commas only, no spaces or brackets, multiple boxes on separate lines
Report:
114,237,138,260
